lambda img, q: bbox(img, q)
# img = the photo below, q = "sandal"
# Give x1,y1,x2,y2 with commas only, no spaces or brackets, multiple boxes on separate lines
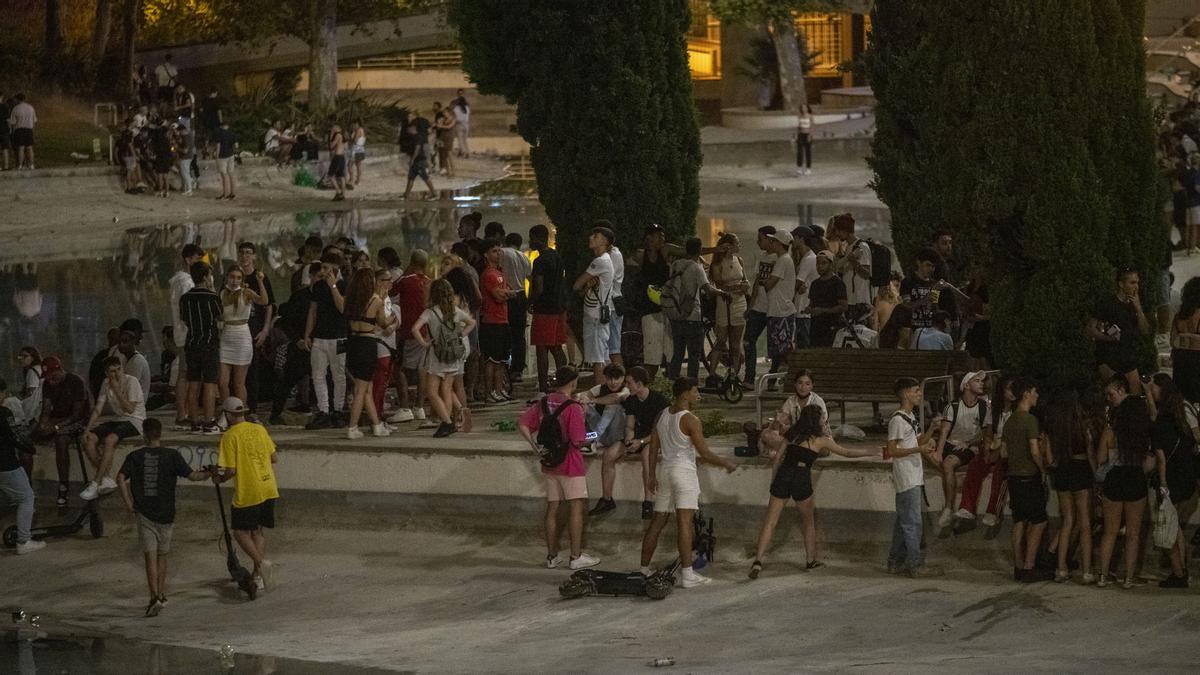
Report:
748,560,763,580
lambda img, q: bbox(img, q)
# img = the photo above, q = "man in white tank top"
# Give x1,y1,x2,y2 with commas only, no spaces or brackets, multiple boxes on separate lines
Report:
639,377,737,588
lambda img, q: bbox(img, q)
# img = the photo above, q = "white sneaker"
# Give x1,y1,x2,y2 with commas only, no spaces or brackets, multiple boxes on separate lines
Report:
1155,334,1170,351
546,553,565,569
937,508,954,528
259,560,274,587
955,508,975,521
804,168,812,175
981,513,998,527
346,427,364,440
16,539,46,555
413,408,426,421
80,482,100,501
569,553,600,570
681,567,712,588
372,423,391,437
98,476,118,495
254,574,265,591
388,408,414,423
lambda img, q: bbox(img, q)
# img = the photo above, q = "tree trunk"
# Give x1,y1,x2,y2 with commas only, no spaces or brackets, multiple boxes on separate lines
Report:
769,16,807,112
45,0,64,61
92,0,114,64
123,0,141,99
309,0,339,110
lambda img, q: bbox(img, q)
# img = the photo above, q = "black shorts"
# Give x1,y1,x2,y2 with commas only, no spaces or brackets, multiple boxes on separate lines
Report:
769,463,814,502
941,443,976,467
329,154,347,178
0,131,11,150
231,498,276,531
407,159,429,181
1096,350,1138,376
11,128,32,148
1007,475,1048,524
186,344,220,384
479,323,511,364
91,421,139,443
346,334,378,382
1103,466,1148,502
1051,458,1093,493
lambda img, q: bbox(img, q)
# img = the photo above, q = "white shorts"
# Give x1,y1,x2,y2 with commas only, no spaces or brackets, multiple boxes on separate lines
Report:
641,313,672,366
217,156,236,176
654,464,700,513
582,315,610,366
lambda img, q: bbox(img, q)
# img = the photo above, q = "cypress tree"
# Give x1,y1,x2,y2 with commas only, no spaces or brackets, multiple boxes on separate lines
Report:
867,0,1151,390
449,0,702,273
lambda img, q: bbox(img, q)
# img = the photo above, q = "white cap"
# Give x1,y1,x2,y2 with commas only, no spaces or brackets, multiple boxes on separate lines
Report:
222,397,249,414
960,371,985,392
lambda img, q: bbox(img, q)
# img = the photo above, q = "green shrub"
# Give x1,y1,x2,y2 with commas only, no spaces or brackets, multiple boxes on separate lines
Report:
221,87,408,155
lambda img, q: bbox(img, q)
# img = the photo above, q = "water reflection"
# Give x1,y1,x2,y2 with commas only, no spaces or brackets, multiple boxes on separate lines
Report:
0,203,888,382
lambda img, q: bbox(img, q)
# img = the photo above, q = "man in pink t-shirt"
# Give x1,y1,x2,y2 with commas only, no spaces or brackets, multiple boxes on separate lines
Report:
518,366,600,570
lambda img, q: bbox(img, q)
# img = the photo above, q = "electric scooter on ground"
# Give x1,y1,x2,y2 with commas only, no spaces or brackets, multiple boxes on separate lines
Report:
3,438,103,548
558,510,715,600
207,466,257,601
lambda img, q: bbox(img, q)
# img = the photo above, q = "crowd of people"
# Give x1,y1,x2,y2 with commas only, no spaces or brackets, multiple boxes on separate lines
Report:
2,198,1198,605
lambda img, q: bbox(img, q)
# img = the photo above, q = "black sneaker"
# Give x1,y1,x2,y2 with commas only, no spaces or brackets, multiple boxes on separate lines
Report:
1019,568,1054,584
304,412,331,430
268,415,284,426
432,422,455,438
748,560,763,579
588,498,615,516
144,599,163,617
329,411,348,428
641,500,654,520
1159,574,1189,589
56,483,69,507
288,404,312,414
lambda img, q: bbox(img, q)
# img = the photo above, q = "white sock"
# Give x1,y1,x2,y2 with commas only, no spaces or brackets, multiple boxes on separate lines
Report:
682,566,694,575
640,566,653,576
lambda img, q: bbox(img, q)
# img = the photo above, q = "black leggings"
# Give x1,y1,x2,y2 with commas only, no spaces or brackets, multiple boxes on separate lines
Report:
796,134,812,169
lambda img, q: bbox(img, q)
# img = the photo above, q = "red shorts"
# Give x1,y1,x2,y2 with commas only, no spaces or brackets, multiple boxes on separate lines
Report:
530,313,567,347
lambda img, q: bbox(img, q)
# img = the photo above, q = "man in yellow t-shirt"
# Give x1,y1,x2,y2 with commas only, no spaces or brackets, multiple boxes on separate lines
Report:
214,397,279,591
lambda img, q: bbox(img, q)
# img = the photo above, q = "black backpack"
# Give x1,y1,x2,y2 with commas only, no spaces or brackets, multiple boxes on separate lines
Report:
947,398,988,436
537,398,579,468
866,239,893,288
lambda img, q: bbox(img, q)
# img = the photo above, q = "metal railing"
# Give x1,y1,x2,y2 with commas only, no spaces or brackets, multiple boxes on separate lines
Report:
352,50,464,70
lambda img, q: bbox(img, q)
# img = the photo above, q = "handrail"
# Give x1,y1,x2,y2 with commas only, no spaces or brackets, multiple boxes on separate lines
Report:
353,50,464,70
754,372,789,426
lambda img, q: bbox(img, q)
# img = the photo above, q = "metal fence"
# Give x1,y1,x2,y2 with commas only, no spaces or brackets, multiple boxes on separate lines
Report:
351,50,464,70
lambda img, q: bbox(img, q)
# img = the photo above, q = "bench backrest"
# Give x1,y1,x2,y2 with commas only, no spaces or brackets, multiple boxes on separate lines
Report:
784,349,973,400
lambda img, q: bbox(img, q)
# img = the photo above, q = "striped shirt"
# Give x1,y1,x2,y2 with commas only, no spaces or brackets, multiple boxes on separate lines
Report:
179,287,222,347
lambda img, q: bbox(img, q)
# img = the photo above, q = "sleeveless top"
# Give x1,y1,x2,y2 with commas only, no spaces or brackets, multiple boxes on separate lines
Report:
222,295,252,323
656,409,697,469
782,444,819,470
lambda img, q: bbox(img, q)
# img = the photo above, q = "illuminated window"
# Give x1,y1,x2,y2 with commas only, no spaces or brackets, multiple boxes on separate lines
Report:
795,13,844,78
687,0,722,79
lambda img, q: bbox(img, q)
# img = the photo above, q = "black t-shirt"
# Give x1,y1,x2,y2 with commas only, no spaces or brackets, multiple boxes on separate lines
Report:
310,279,348,340
899,276,954,328
279,285,312,339
214,127,238,158
44,372,90,421
622,391,670,439
0,103,9,135
879,304,914,349
808,276,847,312
119,447,193,524
1152,411,1198,495
244,270,276,334
200,96,222,129
530,248,564,314
1092,294,1139,363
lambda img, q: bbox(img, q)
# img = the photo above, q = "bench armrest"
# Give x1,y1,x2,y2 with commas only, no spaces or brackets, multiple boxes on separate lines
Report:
755,372,789,426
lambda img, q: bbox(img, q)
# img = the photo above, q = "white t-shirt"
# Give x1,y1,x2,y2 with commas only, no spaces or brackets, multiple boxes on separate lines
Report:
588,383,630,401
583,252,614,319
155,62,178,87
96,374,146,433
3,396,27,425
609,246,625,300
169,270,195,347
123,353,152,401
778,392,828,431
377,298,400,357
913,327,954,351
833,324,878,349
794,250,817,318
888,410,924,493
264,128,280,152
840,240,874,306
942,399,988,448
21,366,42,421
766,256,797,318
750,253,778,314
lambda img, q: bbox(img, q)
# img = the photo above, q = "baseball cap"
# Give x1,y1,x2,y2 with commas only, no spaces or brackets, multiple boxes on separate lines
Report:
815,250,835,263
960,371,985,392
41,356,63,375
222,397,250,414
767,230,793,247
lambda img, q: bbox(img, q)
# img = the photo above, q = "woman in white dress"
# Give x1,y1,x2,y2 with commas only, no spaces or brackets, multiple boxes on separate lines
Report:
219,266,268,406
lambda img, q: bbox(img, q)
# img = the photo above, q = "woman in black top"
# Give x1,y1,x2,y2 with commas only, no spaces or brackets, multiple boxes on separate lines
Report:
1172,277,1200,404
344,268,393,439
1149,373,1198,588
635,225,671,378
748,406,879,579
1096,378,1153,588
1043,391,1094,583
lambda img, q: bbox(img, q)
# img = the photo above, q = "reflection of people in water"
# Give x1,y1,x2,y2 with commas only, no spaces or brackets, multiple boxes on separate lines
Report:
11,264,41,319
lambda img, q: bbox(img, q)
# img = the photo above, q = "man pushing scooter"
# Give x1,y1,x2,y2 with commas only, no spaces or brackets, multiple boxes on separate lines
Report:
211,397,280,593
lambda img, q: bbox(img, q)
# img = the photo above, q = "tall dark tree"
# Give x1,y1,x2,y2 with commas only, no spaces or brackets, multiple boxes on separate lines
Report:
868,0,1159,390
449,0,702,273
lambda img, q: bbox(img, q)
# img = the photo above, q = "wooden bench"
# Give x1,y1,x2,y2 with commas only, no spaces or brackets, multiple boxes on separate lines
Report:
755,348,974,426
